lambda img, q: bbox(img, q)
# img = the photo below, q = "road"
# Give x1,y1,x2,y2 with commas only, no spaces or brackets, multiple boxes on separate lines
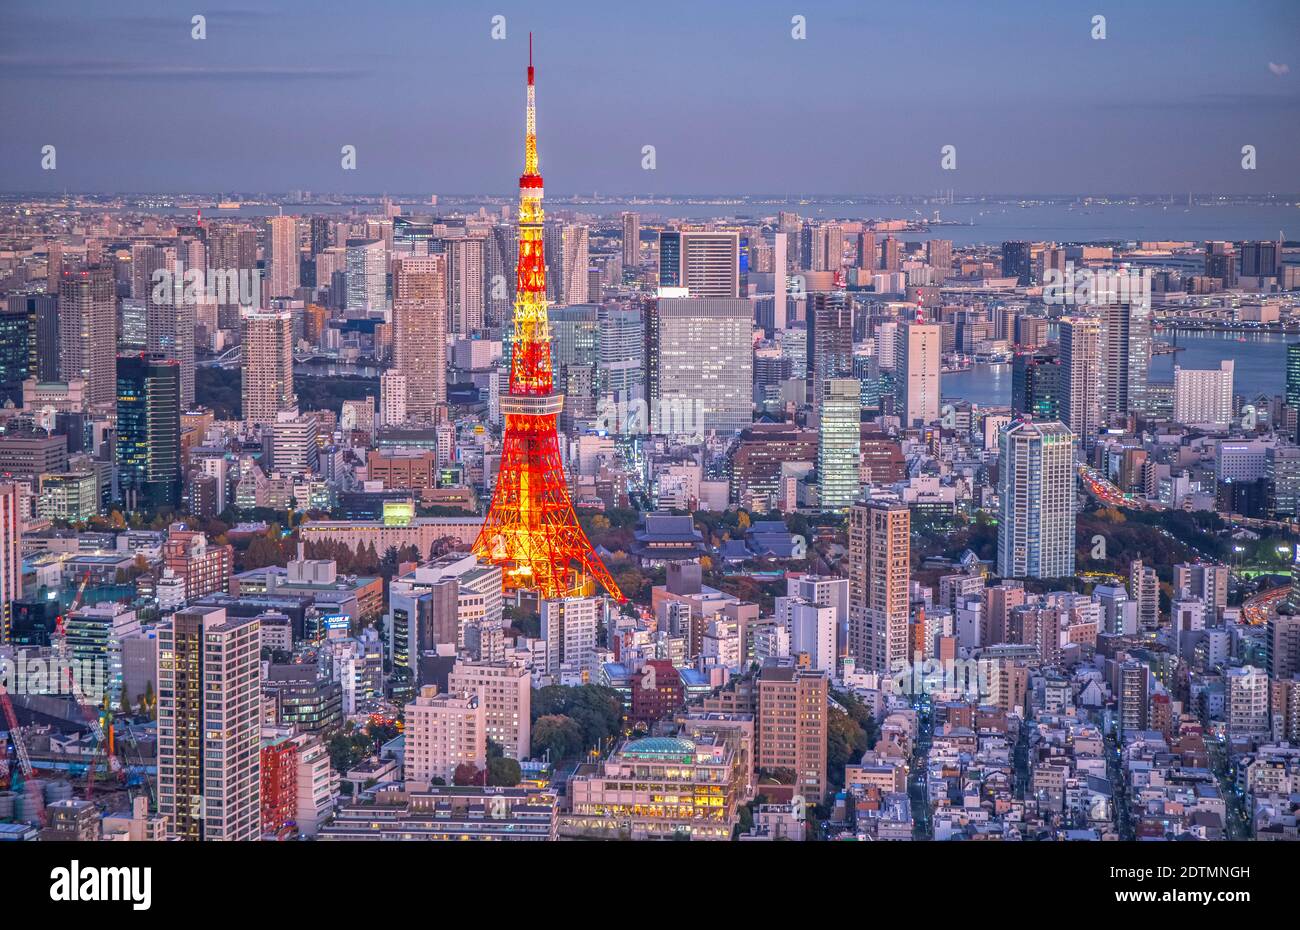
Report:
907,698,933,840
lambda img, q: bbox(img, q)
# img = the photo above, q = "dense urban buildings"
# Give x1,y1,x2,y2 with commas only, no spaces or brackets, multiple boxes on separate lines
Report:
0,11,1296,884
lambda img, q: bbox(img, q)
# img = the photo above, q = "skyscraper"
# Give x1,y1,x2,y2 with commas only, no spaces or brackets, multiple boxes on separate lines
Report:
997,419,1077,579
1173,360,1233,429
206,226,258,331
1059,316,1102,455
116,354,182,511
894,320,941,428
443,236,486,334
621,212,640,269
157,606,262,841
848,501,910,673
392,255,448,416
146,257,197,408
657,230,739,298
345,239,387,313
1011,351,1060,420
880,236,901,273
806,291,852,412
0,483,20,644
818,379,861,512
58,266,117,406
1001,240,1031,284
856,231,876,271
548,224,588,306
1100,302,1151,420
0,304,30,407
266,216,300,298
241,309,296,426
926,238,953,280
646,297,753,434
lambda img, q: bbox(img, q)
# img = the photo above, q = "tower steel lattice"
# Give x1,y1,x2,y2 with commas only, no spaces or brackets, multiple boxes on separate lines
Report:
472,39,623,602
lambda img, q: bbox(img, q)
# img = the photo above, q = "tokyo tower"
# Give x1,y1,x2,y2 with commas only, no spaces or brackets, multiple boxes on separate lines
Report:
472,38,623,602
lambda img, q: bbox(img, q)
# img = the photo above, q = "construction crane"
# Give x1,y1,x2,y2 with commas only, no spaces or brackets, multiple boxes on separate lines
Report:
0,684,34,788
0,682,45,826
52,569,93,659
65,669,124,800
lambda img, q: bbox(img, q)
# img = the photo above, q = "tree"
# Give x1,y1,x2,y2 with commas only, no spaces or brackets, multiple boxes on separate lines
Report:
453,762,484,786
487,755,522,787
531,714,584,761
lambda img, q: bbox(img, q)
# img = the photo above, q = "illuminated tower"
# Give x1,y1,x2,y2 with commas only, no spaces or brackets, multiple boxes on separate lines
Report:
473,40,622,601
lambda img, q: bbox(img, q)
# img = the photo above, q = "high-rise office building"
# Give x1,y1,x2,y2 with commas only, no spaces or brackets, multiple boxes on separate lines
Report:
266,216,300,298
485,224,517,327
856,231,876,271
1241,239,1283,279
597,306,644,403
997,419,1077,579
379,369,407,427
801,222,844,272
621,212,640,269
549,224,589,306
926,239,953,280
1173,360,1233,429
646,297,752,434
392,255,448,416
403,686,486,786
9,294,58,383
345,239,387,313
0,483,20,644
657,230,740,298
806,291,852,411
756,664,828,803
818,379,861,512
206,226,258,331
145,254,197,408
116,354,182,511
157,606,262,841
540,596,600,678
1286,343,1300,411
1100,302,1151,419
894,320,941,427
0,304,30,407
880,236,901,273
58,266,117,406
848,501,910,673
309,216,332,257
1129,559,1160,631
1011,351,1060,420
1001,240,1031,284
447,660,531,761
1204,241,1238,287
1059,316,1102,454
442,236,486,334
241,309,296,426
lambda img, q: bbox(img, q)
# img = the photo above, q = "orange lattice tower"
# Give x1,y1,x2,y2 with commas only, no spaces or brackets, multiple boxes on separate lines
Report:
472,38,622,601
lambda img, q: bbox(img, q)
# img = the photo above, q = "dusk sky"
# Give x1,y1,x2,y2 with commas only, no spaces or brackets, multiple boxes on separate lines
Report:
1,0,1297,195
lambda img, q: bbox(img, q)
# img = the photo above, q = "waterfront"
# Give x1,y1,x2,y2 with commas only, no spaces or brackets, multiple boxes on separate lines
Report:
943,329,1291,408
144,200,1298,247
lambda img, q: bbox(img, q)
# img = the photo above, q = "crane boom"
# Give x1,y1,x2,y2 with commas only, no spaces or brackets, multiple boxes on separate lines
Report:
0,684,34,780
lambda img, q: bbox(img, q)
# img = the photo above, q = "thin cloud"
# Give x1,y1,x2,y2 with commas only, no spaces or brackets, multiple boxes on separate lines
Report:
1269,62,1290,76
0,56,368,81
